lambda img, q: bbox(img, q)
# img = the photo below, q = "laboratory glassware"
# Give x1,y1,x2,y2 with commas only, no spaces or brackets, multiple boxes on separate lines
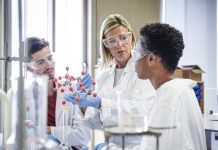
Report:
59,104,71,150
117,90,149,133
6,76,48,149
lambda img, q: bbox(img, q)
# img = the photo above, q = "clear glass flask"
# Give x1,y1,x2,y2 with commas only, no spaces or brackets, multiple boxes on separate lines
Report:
59,105,71,150
117,90,149,133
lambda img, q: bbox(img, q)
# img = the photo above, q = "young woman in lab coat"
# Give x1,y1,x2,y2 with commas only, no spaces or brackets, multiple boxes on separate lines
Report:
65,14,156,149
133,23,207,150
21,37,91,149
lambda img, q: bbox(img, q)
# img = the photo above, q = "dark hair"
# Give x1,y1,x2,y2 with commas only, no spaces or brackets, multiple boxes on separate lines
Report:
140,23,184,72
21,37,49,59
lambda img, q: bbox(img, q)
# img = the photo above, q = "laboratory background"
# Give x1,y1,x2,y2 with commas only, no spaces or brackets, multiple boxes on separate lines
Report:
0,0,217,150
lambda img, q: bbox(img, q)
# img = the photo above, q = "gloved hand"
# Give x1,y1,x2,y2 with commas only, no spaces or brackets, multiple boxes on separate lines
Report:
76,74,93,90
193,83,202,101
64,92,101,108
81,146,89,150
93,143,107,150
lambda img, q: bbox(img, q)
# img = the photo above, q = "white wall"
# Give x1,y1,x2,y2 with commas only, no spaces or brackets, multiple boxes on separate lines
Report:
162,0,218,113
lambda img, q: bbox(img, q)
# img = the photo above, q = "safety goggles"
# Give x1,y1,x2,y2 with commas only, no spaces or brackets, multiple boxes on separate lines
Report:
132,48,151,62
27,53,55,69
103,32,132,48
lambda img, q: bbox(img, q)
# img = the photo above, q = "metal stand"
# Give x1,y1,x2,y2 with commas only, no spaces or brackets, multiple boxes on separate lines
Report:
104,128,161,150
0,56,21,62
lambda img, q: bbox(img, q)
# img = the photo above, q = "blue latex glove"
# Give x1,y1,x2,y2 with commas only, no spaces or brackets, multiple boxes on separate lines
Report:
93,143,107,150
47,134,61,144
81,146,89,150
64,92,101,108
76,74,93,90
193,84,202,101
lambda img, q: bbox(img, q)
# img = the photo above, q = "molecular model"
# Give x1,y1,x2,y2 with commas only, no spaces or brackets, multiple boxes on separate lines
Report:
53,66,97,106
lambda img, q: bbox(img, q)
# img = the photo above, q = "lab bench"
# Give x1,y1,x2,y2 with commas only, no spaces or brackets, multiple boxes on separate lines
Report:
204,114,218,150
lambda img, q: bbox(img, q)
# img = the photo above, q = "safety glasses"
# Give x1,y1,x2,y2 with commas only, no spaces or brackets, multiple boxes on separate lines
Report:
103,32,132,48
132,48,151,62
27,53,55,70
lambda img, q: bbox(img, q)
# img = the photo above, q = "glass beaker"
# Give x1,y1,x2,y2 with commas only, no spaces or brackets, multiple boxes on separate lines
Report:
101,91,119,128
6,76,48,149
59,106,71,150
117,90,149,133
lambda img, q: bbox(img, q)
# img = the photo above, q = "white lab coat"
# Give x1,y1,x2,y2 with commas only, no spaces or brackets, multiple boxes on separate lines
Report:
51,88,91,147
83,58,156,148
139,79,207,150
7,81,91,148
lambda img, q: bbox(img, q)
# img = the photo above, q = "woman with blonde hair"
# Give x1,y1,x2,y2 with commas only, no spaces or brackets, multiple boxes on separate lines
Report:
98,14,136,68
65,14,156,149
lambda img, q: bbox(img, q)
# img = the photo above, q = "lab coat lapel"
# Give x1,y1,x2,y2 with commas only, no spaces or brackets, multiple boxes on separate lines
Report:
97,58,134,96
123,57,134,76
108,65,116,89
113,58,134,91
109,58,133,89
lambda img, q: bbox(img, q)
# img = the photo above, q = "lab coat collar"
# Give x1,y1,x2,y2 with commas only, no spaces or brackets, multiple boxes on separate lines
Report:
157,78,197,92
109,57,134,75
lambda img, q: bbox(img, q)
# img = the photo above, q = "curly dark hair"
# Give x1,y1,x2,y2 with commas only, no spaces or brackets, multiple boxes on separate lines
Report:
140,23,184,72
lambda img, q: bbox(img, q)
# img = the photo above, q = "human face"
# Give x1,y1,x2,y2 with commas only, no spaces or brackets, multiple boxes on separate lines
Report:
28,47,55,80
134,39,151,79
103,32,132,48
104,26,132,68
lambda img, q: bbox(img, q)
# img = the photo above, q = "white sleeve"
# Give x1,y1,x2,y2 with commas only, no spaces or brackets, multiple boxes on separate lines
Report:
82,107,103,129
51,106,91,147
141,91,182,150
81,97,119,129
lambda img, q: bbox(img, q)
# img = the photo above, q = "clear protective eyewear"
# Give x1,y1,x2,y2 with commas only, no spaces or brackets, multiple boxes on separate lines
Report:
132,48,151,62
27,53,55,69
103,32,132,48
